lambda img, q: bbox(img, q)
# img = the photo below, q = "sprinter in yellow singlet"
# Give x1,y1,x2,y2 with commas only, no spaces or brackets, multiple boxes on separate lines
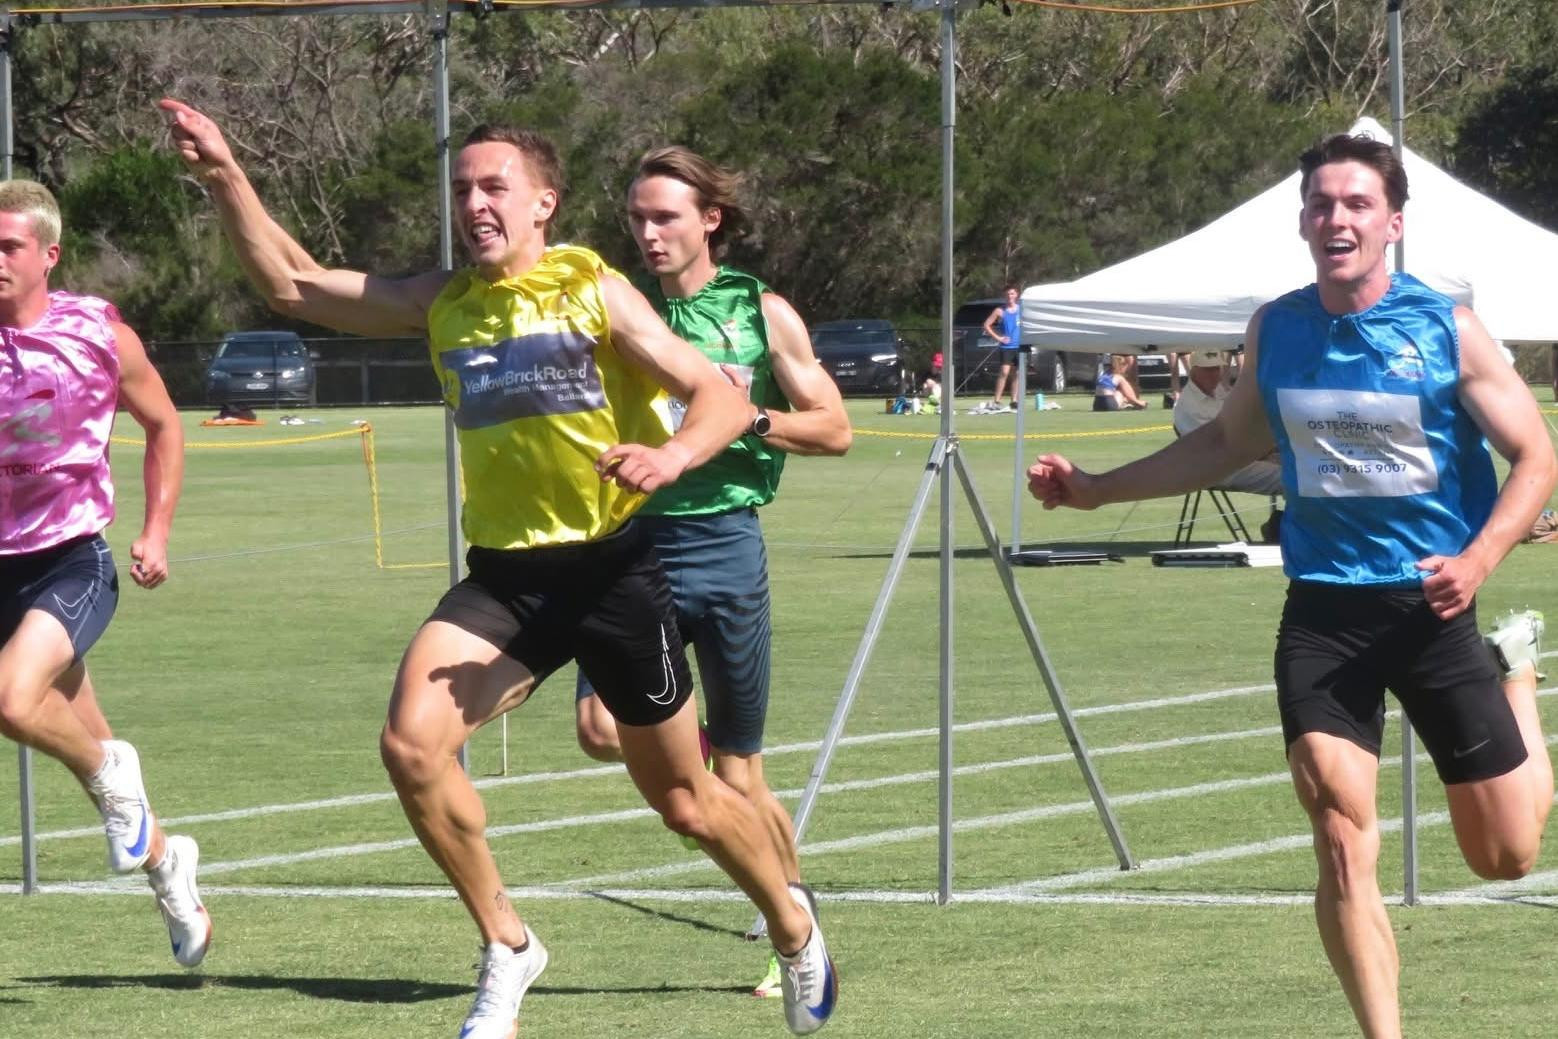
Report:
161,99,837,1039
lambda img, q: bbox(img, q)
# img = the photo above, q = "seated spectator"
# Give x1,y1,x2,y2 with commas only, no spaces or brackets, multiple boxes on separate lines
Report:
921,350,943,401
1094,354,1146,411
1173,349,1283,499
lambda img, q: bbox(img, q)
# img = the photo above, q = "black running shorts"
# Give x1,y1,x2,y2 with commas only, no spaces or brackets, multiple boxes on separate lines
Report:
426,522,693,727
0,533,119,664
1275,580,1526,785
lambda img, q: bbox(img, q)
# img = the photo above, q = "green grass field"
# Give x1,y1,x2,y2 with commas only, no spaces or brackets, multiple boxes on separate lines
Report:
1,396,1555,1038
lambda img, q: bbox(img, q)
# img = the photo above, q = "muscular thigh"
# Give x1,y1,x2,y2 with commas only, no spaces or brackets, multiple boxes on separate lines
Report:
390,620,537,746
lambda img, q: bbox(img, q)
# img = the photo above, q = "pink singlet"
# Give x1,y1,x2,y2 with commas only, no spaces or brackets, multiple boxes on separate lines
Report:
0,292,121,555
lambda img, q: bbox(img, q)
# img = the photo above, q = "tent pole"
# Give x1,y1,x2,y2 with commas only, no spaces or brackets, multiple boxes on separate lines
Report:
936,0,957,906
1386,0,1418,909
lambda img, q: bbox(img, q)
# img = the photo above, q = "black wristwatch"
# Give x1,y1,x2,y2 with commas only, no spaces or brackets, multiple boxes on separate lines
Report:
749,407,773,438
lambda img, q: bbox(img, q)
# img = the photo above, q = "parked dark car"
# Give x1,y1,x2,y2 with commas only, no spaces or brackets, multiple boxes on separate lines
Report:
811,319,906,396
205,331,316,406
1135,351,1176,392
952,298,1100,394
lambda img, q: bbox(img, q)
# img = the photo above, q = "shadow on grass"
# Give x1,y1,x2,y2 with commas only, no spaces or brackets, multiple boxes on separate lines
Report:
17,973,467,1003
587,891,750,941
18,972,750,1000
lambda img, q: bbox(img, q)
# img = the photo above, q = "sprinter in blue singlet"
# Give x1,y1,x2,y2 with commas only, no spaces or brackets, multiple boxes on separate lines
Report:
1026,132,1555,1038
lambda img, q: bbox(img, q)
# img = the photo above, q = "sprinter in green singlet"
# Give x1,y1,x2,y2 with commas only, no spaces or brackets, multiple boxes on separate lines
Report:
161,101,838,1039
573,147,851,996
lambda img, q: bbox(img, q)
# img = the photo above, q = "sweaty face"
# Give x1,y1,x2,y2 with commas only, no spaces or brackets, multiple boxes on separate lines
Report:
0,211,57,311
452,141,557,275
1299,160,1402,290
626,175,718,278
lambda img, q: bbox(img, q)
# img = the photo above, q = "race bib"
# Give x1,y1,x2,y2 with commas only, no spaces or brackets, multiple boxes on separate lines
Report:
1277,387,1437,498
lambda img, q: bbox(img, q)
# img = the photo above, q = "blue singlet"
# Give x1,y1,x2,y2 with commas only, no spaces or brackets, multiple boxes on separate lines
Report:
1256,273,1497,587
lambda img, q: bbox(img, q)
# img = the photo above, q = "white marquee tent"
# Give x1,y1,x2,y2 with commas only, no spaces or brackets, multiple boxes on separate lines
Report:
1021,117,1558,350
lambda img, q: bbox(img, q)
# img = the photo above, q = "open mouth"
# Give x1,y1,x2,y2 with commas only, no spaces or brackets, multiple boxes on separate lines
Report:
1323,239,1357,258
468,221,502,248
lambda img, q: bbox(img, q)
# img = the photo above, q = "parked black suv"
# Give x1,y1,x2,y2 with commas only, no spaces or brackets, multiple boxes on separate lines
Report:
951,298,1100,394
811,319,906,396
206,331,317,406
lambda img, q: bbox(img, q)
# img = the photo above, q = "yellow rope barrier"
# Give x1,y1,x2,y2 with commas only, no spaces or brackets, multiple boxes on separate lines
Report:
113,423,445,570
109,427,368,449
856,423,1174,441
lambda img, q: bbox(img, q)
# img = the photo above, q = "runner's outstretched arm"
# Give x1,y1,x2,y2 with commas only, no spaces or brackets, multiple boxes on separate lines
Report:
160,98,444,337
1029,309,1276,510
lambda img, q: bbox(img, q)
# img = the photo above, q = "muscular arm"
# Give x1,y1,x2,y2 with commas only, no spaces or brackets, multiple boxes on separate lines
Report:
114,323,183,588
160,99,445,337
595,275,747,492
758,293,851,456
1029,312,1275,509
1418,307,1558,617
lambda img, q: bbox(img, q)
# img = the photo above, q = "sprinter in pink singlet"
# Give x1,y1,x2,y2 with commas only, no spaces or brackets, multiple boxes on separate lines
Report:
0,180,210,968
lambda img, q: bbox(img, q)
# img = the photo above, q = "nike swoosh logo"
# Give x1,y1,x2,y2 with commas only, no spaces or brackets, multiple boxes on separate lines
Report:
125,809,150,859
1452,738,1492,760
808,958,837,1021
53,588,92,621
646,624,677,705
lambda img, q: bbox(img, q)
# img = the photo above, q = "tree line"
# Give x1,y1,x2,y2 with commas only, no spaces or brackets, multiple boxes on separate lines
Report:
8,0,1554,342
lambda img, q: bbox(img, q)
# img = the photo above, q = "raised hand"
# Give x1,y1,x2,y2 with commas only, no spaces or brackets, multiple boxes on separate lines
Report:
158,99,238,182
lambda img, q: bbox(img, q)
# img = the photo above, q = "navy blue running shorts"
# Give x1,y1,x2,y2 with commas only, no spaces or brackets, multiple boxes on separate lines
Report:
429,522,693,728
0,533,119,664
577,508,773,754
1275,580,1526,785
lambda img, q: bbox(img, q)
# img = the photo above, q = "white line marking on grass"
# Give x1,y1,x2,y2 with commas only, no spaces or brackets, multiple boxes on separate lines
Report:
554,731,1558,891
197,806,661,876
16,882,1558,911
0,681,1283,848
186,725,1291,879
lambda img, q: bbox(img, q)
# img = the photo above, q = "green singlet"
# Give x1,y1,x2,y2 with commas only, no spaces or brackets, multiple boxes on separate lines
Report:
639,267,792,517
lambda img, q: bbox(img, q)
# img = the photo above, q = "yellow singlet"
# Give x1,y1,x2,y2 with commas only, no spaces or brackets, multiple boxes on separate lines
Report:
426,245,672,549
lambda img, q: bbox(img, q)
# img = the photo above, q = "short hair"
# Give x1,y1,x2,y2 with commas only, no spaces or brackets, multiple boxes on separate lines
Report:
0,180,61,247
1299,133,1409,212
461,125,565,226
633,146,748,257
1004,283,1019,294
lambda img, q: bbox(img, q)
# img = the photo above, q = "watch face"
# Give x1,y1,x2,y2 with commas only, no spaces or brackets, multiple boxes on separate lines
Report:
752,409,772,436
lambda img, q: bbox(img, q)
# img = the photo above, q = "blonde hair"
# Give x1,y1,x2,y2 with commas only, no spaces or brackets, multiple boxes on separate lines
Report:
0,180,61,247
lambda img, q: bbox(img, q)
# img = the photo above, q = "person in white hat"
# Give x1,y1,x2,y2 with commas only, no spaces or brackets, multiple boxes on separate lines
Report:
1172,349,1283,497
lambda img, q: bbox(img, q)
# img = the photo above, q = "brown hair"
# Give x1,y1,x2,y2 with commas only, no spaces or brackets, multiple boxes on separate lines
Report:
0,180,61,247
461,125,565,227
633,146,748,257
1299,133,1409,212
